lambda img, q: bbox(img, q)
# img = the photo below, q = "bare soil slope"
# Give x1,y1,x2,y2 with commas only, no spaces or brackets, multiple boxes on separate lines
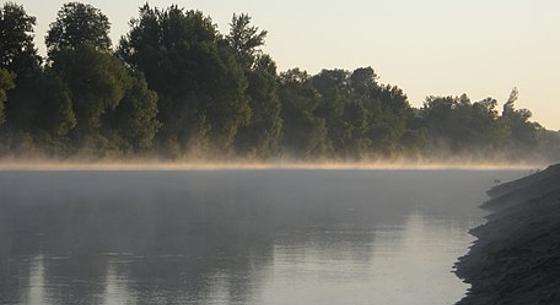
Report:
455,164,560,305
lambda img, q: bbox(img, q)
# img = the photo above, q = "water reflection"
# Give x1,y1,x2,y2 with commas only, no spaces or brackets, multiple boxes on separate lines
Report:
0,170,523,305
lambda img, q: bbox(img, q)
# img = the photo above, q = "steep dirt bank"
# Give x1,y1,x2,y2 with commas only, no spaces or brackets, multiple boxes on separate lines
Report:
455,164,560,305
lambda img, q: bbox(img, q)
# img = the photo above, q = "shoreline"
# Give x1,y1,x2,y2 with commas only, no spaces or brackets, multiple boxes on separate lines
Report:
454,164,560,305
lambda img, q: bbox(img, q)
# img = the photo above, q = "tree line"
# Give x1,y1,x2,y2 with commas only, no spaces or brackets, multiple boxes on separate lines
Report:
1,2,558,162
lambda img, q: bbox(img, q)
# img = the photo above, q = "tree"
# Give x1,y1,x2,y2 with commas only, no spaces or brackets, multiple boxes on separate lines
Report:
0,2,558,161
470,97,507,149
279,69,328,157
119,4,250,155
227,13,267,68
46,2,111,56
35,70,76,138
350,67,378,95
500,87,543,155
417,90,542,159
108,73,161,150
0,2,44,141
421,94,473,152
46,2,129,143
235,55,283,157
369,84,411,153
312,69,351,154
51,46,130,137
226,14,282,157
311,67,408,157
502,87,519,118
0,2,41,73
0,68,14,127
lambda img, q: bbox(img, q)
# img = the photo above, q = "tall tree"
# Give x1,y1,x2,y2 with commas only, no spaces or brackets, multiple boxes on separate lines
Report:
500,87,543,154
279,69,328,157
119,4,250,155
312,69,351,155
227,13,267,68
235,55,283,157
227,14,282,157
369,84,411,154
47,3,131,152
421,94,470,151
34,70,76,138
45,2,111,56
108,73,161,151
0,2,41,74
0,2,42,133
51,46,130,137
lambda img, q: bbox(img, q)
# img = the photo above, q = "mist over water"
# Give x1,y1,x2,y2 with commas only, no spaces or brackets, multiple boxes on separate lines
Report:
0,169,525,305
0,159,543,171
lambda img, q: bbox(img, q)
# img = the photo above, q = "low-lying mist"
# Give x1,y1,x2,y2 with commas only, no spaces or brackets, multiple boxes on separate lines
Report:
0,157,545,171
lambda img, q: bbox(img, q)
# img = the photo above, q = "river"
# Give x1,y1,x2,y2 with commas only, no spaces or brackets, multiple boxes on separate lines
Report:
0,169,524,305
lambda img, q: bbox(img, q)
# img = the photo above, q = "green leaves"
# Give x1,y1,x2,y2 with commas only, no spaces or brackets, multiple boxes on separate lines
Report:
227,12,281,157
46,2,111,56
235,54,282,157
109,74,161,150
36,70,76,137
0,2,38,70
0,68,14,127
119,4,250,155
279,69,329,157
0,2,557,161
52,46,130,134
227,13,268,68
419,90,545,159
305,67,412,158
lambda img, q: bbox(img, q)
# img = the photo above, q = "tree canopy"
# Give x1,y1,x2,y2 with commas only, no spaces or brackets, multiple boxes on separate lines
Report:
0,2,558,162
0,68,14,127
46,2,111,55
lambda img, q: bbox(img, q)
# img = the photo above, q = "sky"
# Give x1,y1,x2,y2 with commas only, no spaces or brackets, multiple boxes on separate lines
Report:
12,0,560,130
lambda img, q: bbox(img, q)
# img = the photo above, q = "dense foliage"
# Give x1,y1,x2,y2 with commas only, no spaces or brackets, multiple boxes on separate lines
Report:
0,2,558,162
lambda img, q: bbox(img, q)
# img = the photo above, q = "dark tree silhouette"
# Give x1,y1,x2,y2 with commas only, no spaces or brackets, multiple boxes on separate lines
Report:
0,69,14,127
0,2,557,162
46,2,111,56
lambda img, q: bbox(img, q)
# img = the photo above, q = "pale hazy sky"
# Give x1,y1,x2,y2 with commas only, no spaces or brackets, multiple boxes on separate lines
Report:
12,0,560,130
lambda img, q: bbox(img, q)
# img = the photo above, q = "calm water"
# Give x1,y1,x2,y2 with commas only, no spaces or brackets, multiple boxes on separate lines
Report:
0,170,524,305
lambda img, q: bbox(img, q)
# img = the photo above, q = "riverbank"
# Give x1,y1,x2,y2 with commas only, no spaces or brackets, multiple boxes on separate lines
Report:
455,164,560,305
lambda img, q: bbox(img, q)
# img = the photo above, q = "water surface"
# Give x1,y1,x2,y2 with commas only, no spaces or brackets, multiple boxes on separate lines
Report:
0,170,524,305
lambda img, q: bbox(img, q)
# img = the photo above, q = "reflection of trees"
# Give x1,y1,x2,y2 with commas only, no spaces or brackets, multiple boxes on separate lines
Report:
0,195,44,305
0,170,432,304
0,211,23,304
0,171,281,304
